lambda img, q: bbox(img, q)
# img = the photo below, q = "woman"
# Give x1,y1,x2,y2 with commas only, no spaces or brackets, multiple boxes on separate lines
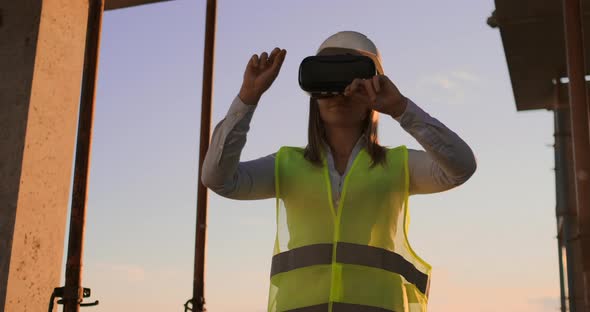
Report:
202,31,476,312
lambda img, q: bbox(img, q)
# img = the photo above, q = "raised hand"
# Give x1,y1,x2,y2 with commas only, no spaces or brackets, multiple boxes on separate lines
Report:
239,47,287,106
344,75,408,118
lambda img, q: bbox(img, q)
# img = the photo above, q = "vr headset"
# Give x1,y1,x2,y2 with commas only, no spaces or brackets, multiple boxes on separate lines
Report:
298,54,377,98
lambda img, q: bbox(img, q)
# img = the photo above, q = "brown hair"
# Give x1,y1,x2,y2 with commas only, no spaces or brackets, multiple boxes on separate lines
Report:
303,97,387,167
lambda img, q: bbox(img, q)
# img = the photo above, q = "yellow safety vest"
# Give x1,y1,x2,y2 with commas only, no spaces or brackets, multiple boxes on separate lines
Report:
268,145,431,312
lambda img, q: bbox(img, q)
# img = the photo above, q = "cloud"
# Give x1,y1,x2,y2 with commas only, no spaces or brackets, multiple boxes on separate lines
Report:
451,71,480,82
412,70,481,105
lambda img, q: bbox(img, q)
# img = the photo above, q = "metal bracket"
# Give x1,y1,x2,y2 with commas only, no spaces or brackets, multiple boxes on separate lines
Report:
184,297,206,312
48,286,99,312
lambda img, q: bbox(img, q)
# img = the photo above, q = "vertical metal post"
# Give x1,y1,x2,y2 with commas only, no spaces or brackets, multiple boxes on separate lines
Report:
562,0,590,309
563,0,590,311
555,100,569,312
62,0,104,311
554,81,580,311
190,0,217,311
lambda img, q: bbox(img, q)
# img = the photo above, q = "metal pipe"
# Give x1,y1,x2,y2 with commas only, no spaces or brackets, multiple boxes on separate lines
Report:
62,0,104,311
190,0,217,311
562,0,590,309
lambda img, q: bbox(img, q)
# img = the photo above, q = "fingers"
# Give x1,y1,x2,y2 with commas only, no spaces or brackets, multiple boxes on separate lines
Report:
248,48,287,73
344,78,362,96
372,75,381,93
268,47,281,64
271,49,287,72
345,77,379,100
362,79,377,102
267,47,287,73
248,54,259,69
259,52,269,70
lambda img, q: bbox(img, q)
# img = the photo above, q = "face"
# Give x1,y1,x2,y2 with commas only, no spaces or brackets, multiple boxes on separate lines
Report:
317,94,370,128
315,48,372,128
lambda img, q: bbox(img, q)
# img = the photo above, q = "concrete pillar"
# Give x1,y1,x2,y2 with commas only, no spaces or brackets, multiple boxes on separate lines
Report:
0,1,89,311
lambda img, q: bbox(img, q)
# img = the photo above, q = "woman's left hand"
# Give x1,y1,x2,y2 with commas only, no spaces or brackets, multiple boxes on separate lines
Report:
343,75,408,118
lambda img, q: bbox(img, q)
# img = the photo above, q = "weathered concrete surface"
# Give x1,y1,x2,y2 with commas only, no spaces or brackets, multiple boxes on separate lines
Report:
0,1,88,311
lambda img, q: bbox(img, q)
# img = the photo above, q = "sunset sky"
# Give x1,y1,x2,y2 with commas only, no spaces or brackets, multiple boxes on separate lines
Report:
63,1,561,311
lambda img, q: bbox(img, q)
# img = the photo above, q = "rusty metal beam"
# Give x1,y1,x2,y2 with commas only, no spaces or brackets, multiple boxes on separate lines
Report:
188,0,217,311
61,0,104,311
562,0,590,309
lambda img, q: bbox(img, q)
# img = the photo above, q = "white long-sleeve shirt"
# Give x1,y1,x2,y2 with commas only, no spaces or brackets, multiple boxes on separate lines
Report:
201,95,476,202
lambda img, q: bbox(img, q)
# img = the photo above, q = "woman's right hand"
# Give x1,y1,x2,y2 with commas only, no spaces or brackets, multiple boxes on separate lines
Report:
239,47,287,106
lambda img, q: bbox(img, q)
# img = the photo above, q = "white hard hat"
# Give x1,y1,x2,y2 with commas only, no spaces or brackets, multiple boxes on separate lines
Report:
316,31,384,74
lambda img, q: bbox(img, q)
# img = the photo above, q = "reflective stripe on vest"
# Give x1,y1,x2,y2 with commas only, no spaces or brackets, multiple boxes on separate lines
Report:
286,302,395,312
271,242,429,295
269,146,431,312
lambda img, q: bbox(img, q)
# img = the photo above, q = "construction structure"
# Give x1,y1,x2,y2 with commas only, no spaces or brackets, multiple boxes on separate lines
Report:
488,0,590,311
4,0,589,311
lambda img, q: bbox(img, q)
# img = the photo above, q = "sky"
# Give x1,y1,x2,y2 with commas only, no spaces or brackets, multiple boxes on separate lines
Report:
61,1,562,311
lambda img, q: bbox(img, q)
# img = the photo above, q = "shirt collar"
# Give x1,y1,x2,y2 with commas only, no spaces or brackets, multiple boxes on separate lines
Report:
322,132,368,156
